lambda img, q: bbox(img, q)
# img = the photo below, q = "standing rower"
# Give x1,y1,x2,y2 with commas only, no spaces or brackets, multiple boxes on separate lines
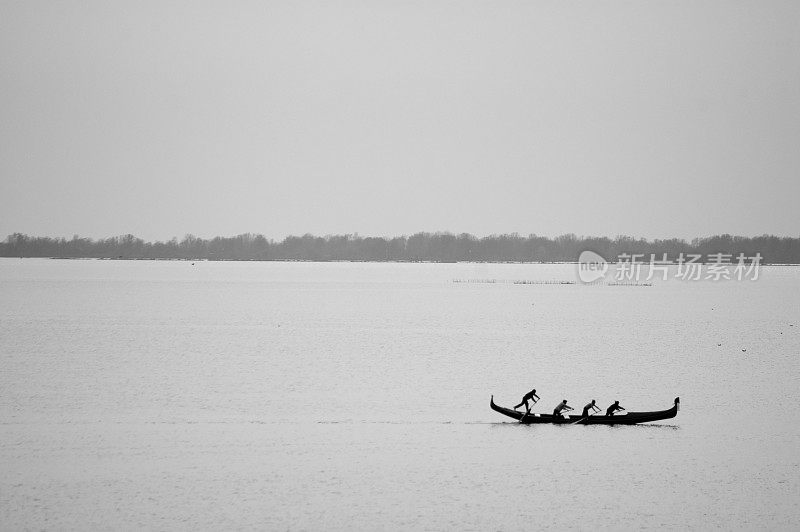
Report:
606,401,626,416
582,399,601,417
553,399,573,417
514,388,540,412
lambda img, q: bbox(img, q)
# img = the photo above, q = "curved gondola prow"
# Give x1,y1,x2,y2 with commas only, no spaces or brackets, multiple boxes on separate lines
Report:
490,395,525,421
675,397,680,411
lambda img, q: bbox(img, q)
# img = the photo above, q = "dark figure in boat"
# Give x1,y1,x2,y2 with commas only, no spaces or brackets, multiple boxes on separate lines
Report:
582,399,601,417
514,388,540,411
606,401,626,416
553,399,573,417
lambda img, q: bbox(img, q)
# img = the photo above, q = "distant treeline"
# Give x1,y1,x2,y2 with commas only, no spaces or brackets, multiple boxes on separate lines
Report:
2,232,799,263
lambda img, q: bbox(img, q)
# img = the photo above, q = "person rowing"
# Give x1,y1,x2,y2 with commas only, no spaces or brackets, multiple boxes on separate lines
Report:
553,399,573,418
513,388,540,412
606,400,626,417
582,399,601,417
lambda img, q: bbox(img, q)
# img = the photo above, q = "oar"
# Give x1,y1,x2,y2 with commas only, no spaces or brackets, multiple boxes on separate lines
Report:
569,414,587,425
519,400,537,423
570,408,600,425
555,408,573,422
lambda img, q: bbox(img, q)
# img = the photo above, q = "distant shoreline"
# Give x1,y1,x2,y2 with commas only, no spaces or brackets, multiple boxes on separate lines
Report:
2,257,798,266
3,232,799,264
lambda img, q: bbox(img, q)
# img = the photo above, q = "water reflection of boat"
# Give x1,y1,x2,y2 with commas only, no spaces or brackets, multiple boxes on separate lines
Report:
490,396,679,425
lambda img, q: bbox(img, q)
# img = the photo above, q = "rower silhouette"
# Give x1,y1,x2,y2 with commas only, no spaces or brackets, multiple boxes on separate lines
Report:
606,401,626,416
553,399,573,418
514,388,539,412
582,399,601,417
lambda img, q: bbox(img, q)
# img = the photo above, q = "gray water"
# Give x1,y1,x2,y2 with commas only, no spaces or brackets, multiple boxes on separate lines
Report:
1,259,799,530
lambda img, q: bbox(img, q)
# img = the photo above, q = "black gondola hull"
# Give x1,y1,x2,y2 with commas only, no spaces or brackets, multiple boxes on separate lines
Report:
490,396,679,425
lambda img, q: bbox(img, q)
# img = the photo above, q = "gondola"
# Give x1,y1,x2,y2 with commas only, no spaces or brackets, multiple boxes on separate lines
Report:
490,396,679,425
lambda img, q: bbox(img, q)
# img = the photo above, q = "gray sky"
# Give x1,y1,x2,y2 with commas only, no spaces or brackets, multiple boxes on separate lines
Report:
1,1,798,242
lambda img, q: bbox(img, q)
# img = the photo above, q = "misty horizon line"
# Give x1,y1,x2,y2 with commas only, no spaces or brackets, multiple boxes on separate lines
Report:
3,231,799,264
4,230,800,244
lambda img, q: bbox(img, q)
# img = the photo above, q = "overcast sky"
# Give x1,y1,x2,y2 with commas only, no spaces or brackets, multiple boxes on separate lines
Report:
1,1,798,242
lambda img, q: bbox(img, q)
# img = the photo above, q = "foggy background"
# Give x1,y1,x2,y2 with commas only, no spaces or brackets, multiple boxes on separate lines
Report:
1,1,798,241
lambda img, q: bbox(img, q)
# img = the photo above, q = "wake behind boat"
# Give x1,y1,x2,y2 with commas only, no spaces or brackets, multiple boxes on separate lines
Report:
491,396,680,425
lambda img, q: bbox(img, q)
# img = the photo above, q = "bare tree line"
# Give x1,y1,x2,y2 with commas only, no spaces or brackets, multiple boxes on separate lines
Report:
2,232,799,263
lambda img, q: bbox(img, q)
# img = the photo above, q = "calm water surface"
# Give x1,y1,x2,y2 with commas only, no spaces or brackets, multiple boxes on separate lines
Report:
1,259,799,530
